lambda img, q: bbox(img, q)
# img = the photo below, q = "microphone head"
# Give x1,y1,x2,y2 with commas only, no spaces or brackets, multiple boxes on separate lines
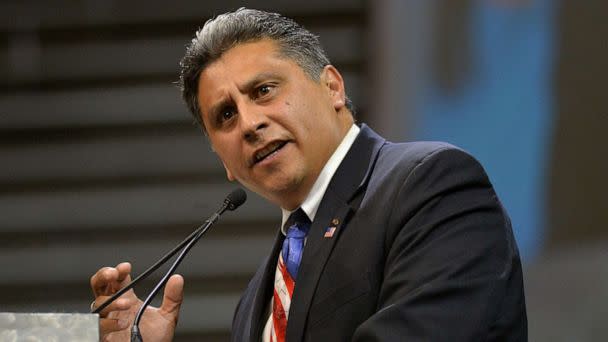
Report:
225,188,247,210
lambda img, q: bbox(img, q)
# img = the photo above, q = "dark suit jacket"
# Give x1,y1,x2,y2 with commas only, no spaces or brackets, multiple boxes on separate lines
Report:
231,125,527,341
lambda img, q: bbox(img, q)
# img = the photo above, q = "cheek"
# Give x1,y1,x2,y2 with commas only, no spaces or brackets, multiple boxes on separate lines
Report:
281,96,314,126
217,147,240,168
210,138,238,166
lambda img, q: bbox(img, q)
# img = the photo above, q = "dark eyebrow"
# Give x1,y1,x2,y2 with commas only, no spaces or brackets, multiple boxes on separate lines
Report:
206,72,283,120
208,97,233,120
238,72,282,93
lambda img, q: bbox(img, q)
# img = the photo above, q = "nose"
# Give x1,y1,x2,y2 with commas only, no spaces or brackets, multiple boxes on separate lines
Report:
239,104,268,142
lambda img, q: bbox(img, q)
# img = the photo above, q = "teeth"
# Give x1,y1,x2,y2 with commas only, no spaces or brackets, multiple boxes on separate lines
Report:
255,141,286,162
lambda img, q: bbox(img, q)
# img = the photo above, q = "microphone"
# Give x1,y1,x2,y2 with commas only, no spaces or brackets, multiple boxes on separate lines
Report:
224,187,247,210
91,189,246,338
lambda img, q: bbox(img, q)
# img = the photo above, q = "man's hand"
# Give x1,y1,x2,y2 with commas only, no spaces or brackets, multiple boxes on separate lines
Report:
90,262,184,342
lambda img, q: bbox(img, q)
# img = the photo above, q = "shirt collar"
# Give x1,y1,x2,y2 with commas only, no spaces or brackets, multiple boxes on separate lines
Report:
280,123,360,234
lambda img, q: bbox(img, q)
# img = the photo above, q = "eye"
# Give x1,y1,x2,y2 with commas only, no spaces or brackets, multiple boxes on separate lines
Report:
255,84,274,99
219,106,237,123
259,85,270,95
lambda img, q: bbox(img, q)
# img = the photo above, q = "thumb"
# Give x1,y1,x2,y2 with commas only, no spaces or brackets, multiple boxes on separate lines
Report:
160,274,184,318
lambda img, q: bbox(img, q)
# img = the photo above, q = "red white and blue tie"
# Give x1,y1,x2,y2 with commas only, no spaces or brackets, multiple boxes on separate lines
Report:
271,209,311,342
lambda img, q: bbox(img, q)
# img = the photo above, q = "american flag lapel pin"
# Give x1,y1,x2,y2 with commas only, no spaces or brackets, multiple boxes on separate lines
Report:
324,218,340,238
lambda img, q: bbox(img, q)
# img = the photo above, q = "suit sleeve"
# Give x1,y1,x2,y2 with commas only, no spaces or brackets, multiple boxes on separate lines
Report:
352,147,527,341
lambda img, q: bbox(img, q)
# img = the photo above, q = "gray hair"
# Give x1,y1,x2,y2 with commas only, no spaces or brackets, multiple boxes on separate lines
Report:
179,8,354,131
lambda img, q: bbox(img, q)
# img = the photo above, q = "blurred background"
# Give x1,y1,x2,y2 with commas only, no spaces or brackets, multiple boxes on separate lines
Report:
0,0,606,340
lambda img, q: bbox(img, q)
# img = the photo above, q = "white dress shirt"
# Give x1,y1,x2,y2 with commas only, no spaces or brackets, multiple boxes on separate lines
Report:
262,123,360,341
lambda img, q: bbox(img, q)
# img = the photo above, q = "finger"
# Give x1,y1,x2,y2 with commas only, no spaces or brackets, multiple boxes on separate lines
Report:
90,262,133,296
99,317,130,335
95,296,138,317
159,274,184,317
114,262,132,284
112,262,140,300
90,267,119,296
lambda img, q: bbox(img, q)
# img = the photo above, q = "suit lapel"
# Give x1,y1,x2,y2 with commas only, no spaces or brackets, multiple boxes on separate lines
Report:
286,125,386,341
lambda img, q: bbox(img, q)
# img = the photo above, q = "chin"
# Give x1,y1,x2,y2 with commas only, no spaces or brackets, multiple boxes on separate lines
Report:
260,179,304,205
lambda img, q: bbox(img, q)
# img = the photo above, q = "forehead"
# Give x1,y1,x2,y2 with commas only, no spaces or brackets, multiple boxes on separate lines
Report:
202,39,286,80
196,39,305,107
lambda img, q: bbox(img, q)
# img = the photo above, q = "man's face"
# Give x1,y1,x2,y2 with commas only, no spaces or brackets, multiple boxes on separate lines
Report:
197,39,352,209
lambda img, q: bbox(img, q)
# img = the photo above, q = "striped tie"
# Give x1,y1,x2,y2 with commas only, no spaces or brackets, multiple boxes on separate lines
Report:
271,209,311,342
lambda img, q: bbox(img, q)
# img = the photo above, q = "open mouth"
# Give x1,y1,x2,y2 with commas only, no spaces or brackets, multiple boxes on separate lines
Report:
253,141,288,164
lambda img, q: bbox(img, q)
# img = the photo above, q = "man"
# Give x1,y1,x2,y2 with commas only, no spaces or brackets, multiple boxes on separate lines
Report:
90,8,527,341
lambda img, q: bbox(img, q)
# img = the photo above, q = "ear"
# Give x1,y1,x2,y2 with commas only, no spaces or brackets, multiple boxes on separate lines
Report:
320,65,346,111
221,161,236,181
